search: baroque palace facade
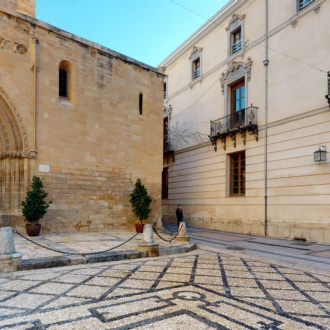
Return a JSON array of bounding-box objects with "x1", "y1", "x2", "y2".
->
[
  {"x1": 0, "y1": 0, "x2": 164, "y2": 232},
  {"x1": 160, "y1": 0, "x2": 330, "y2": 243}
]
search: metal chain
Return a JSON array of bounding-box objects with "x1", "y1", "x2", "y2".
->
[
  {"x1": 152, "y1": 224, "x2": 183, "y2": 243},
  {"x1": 13, "y1": 229, "x2": 142, "y2": 256},
  {"x1": 161, "y1": 219, "x2": 178, "y2": 235}
]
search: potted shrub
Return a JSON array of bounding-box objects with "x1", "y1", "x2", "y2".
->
[
  {"x1": 129, "y1": 179, "x2": 152, "y2": 233},
  {"x1": 21, "y1": 176, "x2": 52, "y2": 236}
]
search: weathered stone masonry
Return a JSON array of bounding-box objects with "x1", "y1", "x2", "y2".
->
[{"x1": 0, "y1": 0, "x2": 164, "y2": 232}]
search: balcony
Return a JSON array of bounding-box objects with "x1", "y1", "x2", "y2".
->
[
  {"x1": 209, "y1": 105, "x2": 258, "y2": 151},
  {"x1": 163, "y1": 135, "x2": 174, "y2": 162}
]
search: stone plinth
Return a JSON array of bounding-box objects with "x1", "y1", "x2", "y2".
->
[
  {"x1": 138, "y1": 224, "x2": 159, "y2": 257},
  {"x1": 0, "y1": 227, "x2": 22, "y2": 272}
]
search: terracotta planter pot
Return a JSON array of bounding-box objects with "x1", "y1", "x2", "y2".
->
[
  {"x1": 26, "y1": 223, "x2": 41, "y2": 237},
  {"x1": 135, "y1": 223, "x2": 145, "y2": 233}
]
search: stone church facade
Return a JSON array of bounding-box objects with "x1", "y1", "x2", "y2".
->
[{"x1": 0, "y1": 0, "x2": 164, "y2": 232}]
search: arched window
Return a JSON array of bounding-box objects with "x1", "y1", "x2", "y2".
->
[
  {"x1": 139, "y1": 92, "x2": 143, "y2": 115},
  {"x1": 59, "y1": 60, "x2": 73, "y2": 103},
  {"x1": 59, "y1": 69, "x2": 67, "y2": 97}
]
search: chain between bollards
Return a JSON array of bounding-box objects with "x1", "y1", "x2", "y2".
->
[
  {"x1": 13, "y1": 228, "x2": 142, "y2": 256},
  {"x1": 161, "y1": 219, "x2": 178, "y2": 235},
  {"x1": 152, "y1": 223, "x2": 183, "y2": 243}
]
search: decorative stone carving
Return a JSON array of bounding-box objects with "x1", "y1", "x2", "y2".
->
[
  {"x1": 0, "y1": 86, "x2": 29, "y2": 152},
  {"x1": 189, "y1": 46, "x2": 203, "y2": 60},
  {"x1": 220, "y1": 57, "x2": 253, "y2": 94},
  {"x1": 0, "y1": 38, "x2": 28, "y2": 55},
  {"x1": 16, "y1": 44, "x2": 28, "y2": 54},
  {"x1": 226, "y1": 14, "x2": 246, "y2": 31}
]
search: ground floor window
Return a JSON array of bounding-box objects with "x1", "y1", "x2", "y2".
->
[{"x1": 230, "y1": 151, "x2": 245, "y2": 196}]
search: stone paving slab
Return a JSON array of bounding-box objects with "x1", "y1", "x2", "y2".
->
[{"x1": 0, "y1": 248, "x2": 329, "y2": 329}]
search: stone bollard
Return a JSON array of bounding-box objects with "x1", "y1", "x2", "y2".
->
[
  {"x1": 0, "y1": 227, "x2": 22, "y2": 273},
  {"x1": 154, "y1": 216, "x2": 165, "y2": 234},
  {"x1": 175, "y1": 222, "x2": 190, "y2": 242},
  {"x1": 138, "y1": 224, "x2": 159, "y2": 257}
]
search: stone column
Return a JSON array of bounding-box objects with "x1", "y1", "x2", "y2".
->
[
  {"x1": 138, "y1": 224, "x2": 159, "y2": 257},
  {"x1": 0, "y1": 227, "x2": 22, "y2": 273}
]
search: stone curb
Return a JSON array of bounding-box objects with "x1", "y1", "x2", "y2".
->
[{"x1": 17, "y1": 243, "x2": 197, "y2": 271}]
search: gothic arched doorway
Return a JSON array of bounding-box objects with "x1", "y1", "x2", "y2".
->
[{"x1": 0, "y1": 88, "x2": 31, "y2": 225}]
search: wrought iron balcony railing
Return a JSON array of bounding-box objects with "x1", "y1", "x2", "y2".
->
[{"x1": 209, "y1": 105, "x2": 258, "y2": 151}]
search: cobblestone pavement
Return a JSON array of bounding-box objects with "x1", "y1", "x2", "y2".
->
[
  {"x1": 1, "y1": 246, "x2": 329, "y2": 329},
  {"x1": 13, "y1": 231, "x2": 187, "y2": 260}
]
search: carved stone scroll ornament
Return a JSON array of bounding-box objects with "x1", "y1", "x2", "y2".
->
[{"x1": 220, "y1": 57, "x2": 253, "y2": 94}]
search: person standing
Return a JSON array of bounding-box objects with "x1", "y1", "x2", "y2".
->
[{"x1": 176, "y1": 205, "x2": 183, "y2": 227}]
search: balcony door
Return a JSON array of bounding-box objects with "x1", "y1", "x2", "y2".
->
[{"x1": 231, "y1": 80, "x2": 245, "y2": 129}]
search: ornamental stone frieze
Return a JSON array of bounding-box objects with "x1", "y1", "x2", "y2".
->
[
  {"x1": 0, "y1": 38, "x2": 28, "y2": 55},
  {"x1": 0, "y1": 151, "x2": 37, "y2": 159}
]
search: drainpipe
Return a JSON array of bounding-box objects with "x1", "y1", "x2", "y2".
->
[
  {"x1": 30, "y1": 37, "x2": 39, "y2": 154},
  {"x1": 263, "y1": 0, "x2": 269, "y2": 236}
]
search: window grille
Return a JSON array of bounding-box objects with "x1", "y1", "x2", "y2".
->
[{"x1": 232, "y1": 38, "x2": 242, "y2": 53}]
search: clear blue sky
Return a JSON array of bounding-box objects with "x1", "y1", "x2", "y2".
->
[{"x1": 36, "y1": 0, "x2": 228, "y2": 67}]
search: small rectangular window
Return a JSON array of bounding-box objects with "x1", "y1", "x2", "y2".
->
[
  {"x1": 139, "y1": 93, "x2": 143, "y2": 115},
  {"x1": 298, "y1": 0, "x2": 314, "y2": 10},
  {"x1": 231, "y1": 28, "x2": 242, "y2": 54},
  {"x1": 59, "y1": 69, "x2": 68, "y2": 98},
  {"x1": 230, "y1": 151, "x2": 245, "y2": 196},
  {"x1": 192, "y1": 58, "x2": 200, "y2": 79}
]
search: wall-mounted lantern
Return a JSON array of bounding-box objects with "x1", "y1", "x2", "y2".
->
[
  {"x1": 326, "y1": 71, "x2": 330, "y2": 107},
  {"x1": 314, "y1": 146, "x2": 327, "y2": 163}
]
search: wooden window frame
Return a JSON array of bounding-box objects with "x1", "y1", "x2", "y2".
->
[
  {"x1": 298, "y1": 0, "x2": 315, "y2": 10},
  {"x1": 230, "y1": 151, "x2": 246, "y2": 196},
  {"x1": 192, "y1": 58, "x2": 201, "y2": 80},
  {"x1": 231, "y1": 27, "x2": 242, "y2": 54}
]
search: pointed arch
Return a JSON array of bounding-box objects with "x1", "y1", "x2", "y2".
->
[
  {"x1": 0, "y1": 86, "x2": 28, "y2": 158},
  {"x1": 0, "y1": 86, "x2": 31, "y2": 217}
]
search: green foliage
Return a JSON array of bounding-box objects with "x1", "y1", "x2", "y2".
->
[
  {"x1": 21, "y1": 176, "x2": 52, "y2": 223},
  {"x1": 129, "y1": 179, "x2": 152, "y2": 223}
]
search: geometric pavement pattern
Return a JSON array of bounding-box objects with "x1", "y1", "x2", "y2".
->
[{"x1": 0, "y1": 251, "x2": 329, "y2": 329}]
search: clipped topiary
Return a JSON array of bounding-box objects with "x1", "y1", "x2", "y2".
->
[
  {"x1": 21, "y1": 176, "x2": 52, "y2": 229},
  {"x1": 129, "y1": 179, "x2": 152, "y2": 225}
]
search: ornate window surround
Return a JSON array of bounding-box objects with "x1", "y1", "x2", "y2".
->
[
  {"x1": 226, "y1": 14, "x2": 246, "y2": 58},
  {"x1": 188, "y1": 46, "x2": 203, "y2": 87},
  {"x1": 220, "y1": 57, "x2": 253, "y2": 116}
]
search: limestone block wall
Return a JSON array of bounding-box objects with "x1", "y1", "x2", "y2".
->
[{"x1": 0, "y1": 7, "x2": 164, "y2": 232}]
